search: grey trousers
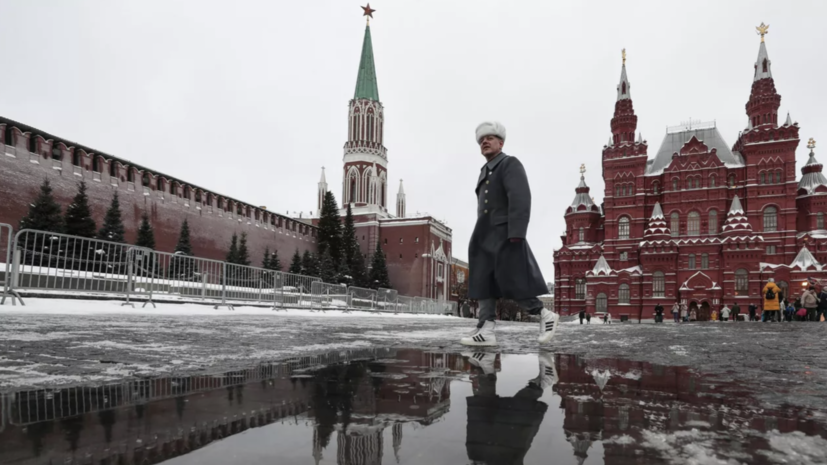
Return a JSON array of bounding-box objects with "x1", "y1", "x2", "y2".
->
[{"x1": 477, "y1": 298, "x2": 545, "y2": 328}]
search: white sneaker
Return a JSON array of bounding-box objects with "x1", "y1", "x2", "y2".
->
[
  {"x1": 463, "y1": 352, "x2": 496, "y2": 375},
  {"x1": 538, "y1": 309, "x2": 559, "y2": 344},
  {"x1": 460, "y1": 321, "x2": 497, "y2": 346},
  {"x1": 534, "y1": 352, "x2": 558, "y2": 389}
]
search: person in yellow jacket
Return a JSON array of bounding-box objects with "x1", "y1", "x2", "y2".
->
[{"x1": 763, "y1": 278, "x2": 782, "y2": 322}]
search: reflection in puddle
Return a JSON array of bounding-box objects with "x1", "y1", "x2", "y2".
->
[{"x1": 1, "y1": 349, "x2": 826, "y2": 464}]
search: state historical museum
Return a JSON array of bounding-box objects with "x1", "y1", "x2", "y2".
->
[{"x1": 554, "y1": 27, "x2": 827, "y2": 320}]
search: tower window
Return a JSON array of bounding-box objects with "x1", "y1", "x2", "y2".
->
[
  {"x1": 766, "y1": 245, "x2": 776, "y2": 255},
  {"x1": 618, "y1": 284, "x2": 630, "y2": 304},
  {"x1": 619, "y1": 251, "x2": 627, "y2": 261},
  {"x1": 688, "y1": 254, "x2": 696, "y2": 270},
  {"x1": 709, "y1": 210, "x2": 718, "y2": 234},
  {"x1": 653, "y1": 182, "x2": 659, "y2": 195},
  {"x1": 672, "y1": 178, "x2": 678, "y2": 191},
  {"x1": 701, "y1": 253, "x2": 709, "y2": 269},
  {"x1": 578, "y1": 228, "x2": 585, "y2": 242},
  {"x1": 775, "y1": 170, "x2": 782, "y2": 184},
  {"x1": 618, "y1": 216, "x2": 630, "y2": 240},
  {"x1": 670, "y1": 212, "x2": 679, "y2": 237},
  {"x1": 687, "y1": 211, "x2": 700, "y2": 236},
  {"x1": 709, "y1": 175, "x2": 716, "y2": 188},
  {"x1": 575, "y1": 279, "x2": 586, "y2": 300},
  {"x1": 762, "y1": 58, "x2": 768, "y2": 73},
  {"x1": 735, "y1": 269, "x2": 749, "y2": 295},
  {"x1": 760, "y1": 172, "x2": 765, "y2": 184},
  {"x1": 818, "y1": 212, "x2": 825, "y2": 230},
  {"x1": 763, "y1": 206, "x2": 777, "y2": 232},
  {"x1": 653, "y1": 271, "x2": 665, "y2": 298}
]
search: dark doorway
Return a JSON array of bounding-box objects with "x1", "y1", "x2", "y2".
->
[{"x1": 698, "y1": 301, "x2": 711, "y2": 321}]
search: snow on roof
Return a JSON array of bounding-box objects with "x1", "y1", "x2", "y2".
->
[
  {"x1": 590, "y1": 255, "x2": 613, "y2": 276},
  {"x1": 645, "y1": 126, "x2": 743, "y2": 176},
  {"x1": 790, "y1": 246, "x2": 822, "y2": 271},
  {"x1": 728, "y1": 195, "x2": 744, "y2": 215},
  {"x1": 650, "y1": 202, "x2": 664, "y2": 220}
]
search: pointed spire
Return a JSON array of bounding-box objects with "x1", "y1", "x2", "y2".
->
[
  {"x1": 636, "y1": 132, "x2": 643, "y2": 144},
  {"x1": 616, "y1": 54, "x2": 631, "y2": 101},
  {"x1": 728, "y1": 195, "x2": 744, "y2": 215},
  {"x1": 608, "y1": 136, "x2": 613, "y2": 147},
  {"x1": 799, "y1": 138, "x2": 827, "y2": 196},
  {"x1": 753, "y1": 25, "x2": 773, "y2": 82},
  {"x1": 319, "y1": 166, "x2": 327, "y2": 183},
  {"x1": 354, "y1": 24, "x2": 380, "y2": 101},
  {"x1": 650, "y1": 202, "x2": 664, "y2": 220},
  {"x1": 396, "y1": 178, "x2": 406, "y2": 218},
  {"x1": 570, "y1": 168, "x2": 595, "y2": 210},
  {"x1": 397, "y1": 178, "x2": 404, "y2": 194},
  {"x1": 784, "y1": 112, "x2": 792, "y2": 126}
]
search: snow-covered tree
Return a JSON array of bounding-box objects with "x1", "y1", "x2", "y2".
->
[
  {"x1": 319, "y1": 248, "x2": 337, "y2": 283},
  {"x1": 135, "y1": 212, "x2": 155, "y2": 250},
  {"x1": 64, "y1": 181, "x2": 97, "y2": 238},
  {"x1": 237, "y1": 232, "x2": 251, "y2": 267},
  {"x1": 170, "y1": 219, "x2": 196, "y2": 280},
  {"x1": 288, "y1": 249, "x2": 302, "y2": 274},
  {"x1": 340, "y1": 203, "x2": 367, "y2": 286},
  {"x1": 317, "y1": 191, "x2": 342, "y2": 265},
  {"x1": 19, "y1": 179, "x2": 63, "y2": 233},
  {"x1": 266, "y1": 249, "x2": 282, "y2": 271},
  {"x1": 97, "y1": 192, "x2": 125, "y2": 243},
  {"x1": 226, "y1": 233, "x2": 239, "y2": 264}
]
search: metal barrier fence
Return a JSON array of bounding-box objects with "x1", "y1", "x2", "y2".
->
[
  {"x1": 348, "y1": 286, "x2": 378, "y2": 311},
  {"x1": 0, "y1": 223, "x2": 23, "y2": 305},
  {"x1": 310, "y1": 281, "x2": 349, "y2": 310},
  {"x1": 4, "y1": 228, "x2": 457, "y2": 316}
]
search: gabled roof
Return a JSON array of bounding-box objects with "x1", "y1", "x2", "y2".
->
[
  {"x1": 590, "y1": 255, "x2": 612, "y2": 276},
  {"x1": 645, "y1": 127, "x2": 744, "y2": 176},
  {"x1": 791, "y1": 246, "x2": 822, "y2": 271}
]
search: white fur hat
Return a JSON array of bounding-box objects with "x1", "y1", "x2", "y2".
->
[{"x1": 475, "y1": 121, "x2": 506, "y2": 144}]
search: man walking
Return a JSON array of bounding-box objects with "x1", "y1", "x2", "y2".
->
[
  {"x1": 818, "y1": 286, "x2": 827, "y2": 322},
  {"x1": 802, "y1": 286, "x2": 819, "y2": 321},
  {"x1": 654, "y1": 303, "x2": 664, "y2": 323},
  {"x1": 461, "y1": 122, "x2": 558, "y2": 346},
  {"x1": 748, "y1": 303, "x2": 757, "y2": 321},
  {"x1": 579, "y1": 309, "x2": 585, "y2": 325}
]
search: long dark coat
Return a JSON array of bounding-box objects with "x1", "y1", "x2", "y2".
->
[{"x1": 468, "y1": 152, "x2": 548, "y2": 300}]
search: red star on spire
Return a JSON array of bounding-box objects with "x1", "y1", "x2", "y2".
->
[{"x1": 361, "y1": 4, "x2": 376, "y2": 19}]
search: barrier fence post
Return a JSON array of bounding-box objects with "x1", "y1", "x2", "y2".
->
[
  {"x1": 121, "y1": 248, "x2": 135, "y2": 308},
  {"x1": 0, "y1": 223, "x2": 24, "y2": 306}
]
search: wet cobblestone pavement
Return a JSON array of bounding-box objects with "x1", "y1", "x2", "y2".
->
[{"x1": 2, "y1": 303, "x2": 827, "y2": 463}]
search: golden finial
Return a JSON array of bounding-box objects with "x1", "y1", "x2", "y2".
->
[
  {"x1": 808, "y1": 138, "x2": 816, "y2": 150},
  {"x1": 756, "y1": 22, "x2": 770, "y2": 42},
  {"x1": 580, "y1": 164, "x2": 586, "y2": 175},
  {"x1": 621, "y1": 48, "x2": 626, "y2": 65}
]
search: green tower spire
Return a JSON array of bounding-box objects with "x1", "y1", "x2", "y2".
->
[{"x1": 353, "y1": 25, "x2": 380, "y2": 101}]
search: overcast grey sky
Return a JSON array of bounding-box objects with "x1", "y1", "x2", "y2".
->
[{"x1": 1, "y1": 1, "x2": 825, "y2": 281}]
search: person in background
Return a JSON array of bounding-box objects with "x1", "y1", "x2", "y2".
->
[
  {"x1": 654, "y1": 303, "x2": 664, "y2": 323},
  {"x1": 585, "y1": 313, "x2": 591, "y2": 324},
  {"x1": 720, "y1": 304, "x2": 731, "y2": 322},
  {"x1": 818, "y1": 285, "x2": 827, "y2": 322},
  {"x1": 802, "y1": 286, "x2": 820, "y2": 321},
  {"x1": 689, "y1": 308, "x2": 697, "y2": 322},
  {"x1": 605, "y1": 312, "x2": 612, "y2": 324},
  {"x1": 784, "y1": 300, "x2": 795, "y2": 322},
  {"x1": 671, "y1": 302, "x2": 680, "y2": 323},
  {"x1": 680, "y1": 303, "x2": 688, "y2": 323},
  {"x1": 731, "y1": 302, "x2": 740, "y2": 322},
  {"x1": 579, "y1": 309, "x2": 585, "y2": 325},
  {"x1": 711, "y1": 308, "x2": 719, "y2": 322},
  {"x1": 762, "y1": 278, "x2": 782, "y2": 323},
  {"x1": 748, "y1": 302, "x2": 757, "y2": 321}
]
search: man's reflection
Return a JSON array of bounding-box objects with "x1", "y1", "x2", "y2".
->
[{"x1": 464, "y1": 352, "x2": 557, "y2": 465}]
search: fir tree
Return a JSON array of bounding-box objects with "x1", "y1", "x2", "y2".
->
[
  {"x1": 267, "y1": 249, "x2": 282, "y2": 271},
  {"x1": 302, "y1": 250, "x2": 317, "y2": 277},
  {"x1": 337, "y1": 254, "x2": 351, "y2": 286},
  {"x1": 135, "y1": 212, "x2": 156, "y2": 250},
  {"x1": 97, "y1": 192, "x2": 125, "y2": 243},
  {"x1": 368, "y1": 241, "x2": 391, "y2": 290},
  {"x1": 64, "y1": 181, "x2": 97, "y2": 238},
  {"x1": 19, "y1": 179, "x2": 63, "y2": 233},
  {"x1": 262, "y1": 246, "x2": 271, "y2": 269},
  {"x1": 319, "y1": 248, "x2": 337, "y2": 284},
  {"x1": 226, "y1": 233, "x2": 239, "y2": 264},
  {"x1": 317, "y1": 191, "x2": 343, "y2": 265},
  {"x1": 170, "y1": 219, "x2": 196, "y2": 280},
  {"x1": 341, "y1": 204, "x2": 367, "y2": 286},
  {"x1": 351, "y1": 250, "x2": 369, "y2": 288},
  {"x1": 237, "y1": 232, "x2": 251, "y2": 266},
  {"x1": 288, "y1": 249, "x2": 302, "y2": 274}
]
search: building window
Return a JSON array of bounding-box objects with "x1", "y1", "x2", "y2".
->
[
  {"x1": 618, "y1": 284, "x2": 630, "y2": 304},
  {"x1": 670, "y1": 212, "x2": 679, "y2": 237},
  {"x1": 729, "y1": 175, "x2": 735, "y2": 187},
  {"x1": 653, "y1": 182, "x2": 659, "y2": 195},
  {"x1": 766, "y1": 245, "x2": 776, "y2": 255},
  {"x1": 596, "y1": 293, "x2": 608, "y2": 313},
  {"x1": 760, "y1": 172, "x2": 765, "y2": 184},
  {"x1": 672, "y1": 178, "x2": 678, "y2": 191},
  {"x1": 618, "y1": 216, "x2": 630, "y2": 240},
  {"x1": 709, "y1": 210, "x2": 718, "y2": 234},
  {"x1": 735, "y1": 269, "x2": 749, "y2": 295},
  {"x1": 415, "y1": 237, "x2": 419, "y2": 243},
  {"x1": 620, "y1": 251, "x2": 628, "y2": 261},
  {"x1": 578, "y1": 227, "x2": 585, "y2": 242},
  {"x1": 818, "y1": 212, "x2": 825, "y2": 230},
  {"x1": 775, "y1": 170, "x2": 782, "y2": 184},
  {"x1": 701, "y1": 253, "x2": 709, "y2": 269},
  {"x1": 384, "y1": 238, "x2": 387, "y2": 245},
  {"x1": 763, "y1": 206, "x2": 777, "y2": 232},
  {"x1": 616, "y1": 185, "x2": 622, "y2": 197},
  {"x1": 688, "y1": 254, "x2": 696, "y2": 270},
  {"x1": 653, "y1": 271, "x2": 665, "y2": 298},
  {"x1": 438, "y1": 263, "x2": 443, "y2": 277},
  {"x1": 72, "y1": 151, "x2": 81, "y2": 167},
  {"x1": 399, "y1": 238, "x2": 403, "y2": 243},
  {"x1": 710, "y1": 175, "x2": 716, "y2": 188},
  {"x1": 687, "y1": 211, "x2": 700, "y2": 236},
  {"x1": 575, "y1": 279, "x2": 586, "y2": 300}
]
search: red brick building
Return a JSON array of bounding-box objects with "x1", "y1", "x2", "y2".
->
[
  {"x1": 313, "y1": 22, "x2": 453, "y2": 300},
  {"x1": 554, "y1": 29, "x2": 827, "y2": 320},
  {"x1": 0, "y1": 117, "x2": 316, "y2": 266}
]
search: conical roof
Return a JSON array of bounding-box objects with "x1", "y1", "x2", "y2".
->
[
  {"x1": 728, "y1": 195, "x2": 744, "y2": 215},
  {"x1": 644, "y1": 202, "x2": 671, "y2": 240},
  {"x1": 319, "y1": 167, "x2": 327, "y2": 183},
  {"x1": 616, "y1": 63, "x2": 631, "y2": 101},
  {"x1": 798, "y1": 145, "x2": 827, "y2": 196},
  {"x1": 784, "y1": 112, "x2": 792, "y2": 126},
  {"x1": 753, "y1": 40, "x2": 773, "y2": 82},
  {"x1": 791, "y1": 246, "x2": 822, "y2": 270},
  {"x1": 722, "y1": 195, "x2": 753, "y2": 235},
  {"x1": 591, "y1": 255, "x2": 612, "y2": 275},
  {"x1": 397, "y1": 179, "x2": 405, "y2": 195},
  {"x1": 650, "y1": 202, "x2": 664, "y2": 220},
  {"x1": 570, "y1": 175, "x2": 595, "y2": 209},
  {"x1": 354, "y1": 25, "x2": 380, "y2": 101}
]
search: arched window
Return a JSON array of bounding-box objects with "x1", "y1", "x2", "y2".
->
[
  {"x1": 575, "y1": 279, "x2": 586, "y2": 300},
  {"x1": 618, "y1": 284, "x2": 630, "y2": 304},
  {"x1": 616, "y1": 185, "x2": 621, "y2": 197},
  {"x1": 653, "y1": 271, "x2": 665, "y2": 298},
  {"x1": 687, "y1": 211, "x2": 700, "y2": 236},
  {"x1": 653, "y1": 182, "x2": 659, "y2": 195},
  {"x1": 673, "y1": 178, "x2": 678, "y2": 191},
  {"x1": 629, "y1": 185, "x2": 634, "y2": 196},
  {"x1": 763, "y1": 206, "x2": 777, "y2": 232},
  {"x1": 760, "y1": 172, "x2": 765, "y2": 184},
  {"x1": 596, "y1": 293, "x2": 608, "y2": 313},
  {"x1": 818, "y1": 212, "x2": 825, "y2": 230},
  {"x1": 762, "y1": 58, "x2": 768, "y2": 73},
  {"x1": 709, "y1": 175, "x2": 716, "y2": 188},
  {"x1": 618, "y1": 216, "x2": 630, "y2": 240},
  {"x1": 578, "y1": 227, "x2": 584, "y2": 242},
  {"x1": 701, "y1": 253, "x2": 709, "y2": 269},
  {"x1": 729, "y1": 175, "x2": 736, "y2": 187},
  {"x1": 670, "y1": 212, "x2": 679, "y2": 237},
  {"x1": 775, "y1": 170, "x2": 782, "y2": 184},
  {"x1": 688, "y1": 254, "x2": 696, "y2": 269},
  {"x1": 735, "y1": 269, "x2": 749, "y2": 295},
  {"x1": 349, "y1": 175, "x2": 357, "y2": 203},
  {"x1": 709, "y1": 210, "x2": 718, "y2": 234}
]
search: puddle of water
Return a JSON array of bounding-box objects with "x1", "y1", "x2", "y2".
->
[{"x1": 0, "y1": 348, "x2": 826, "y2": 465}]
